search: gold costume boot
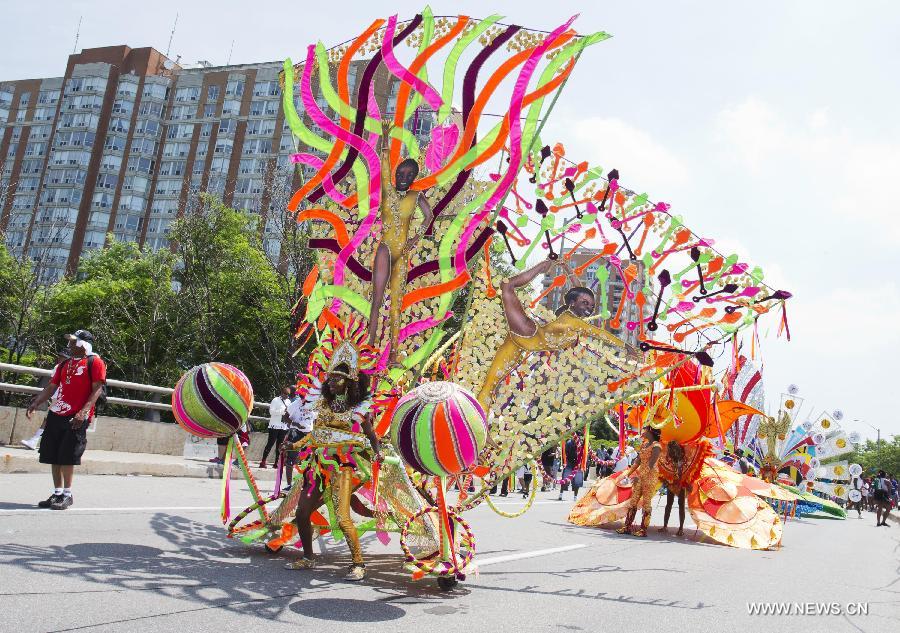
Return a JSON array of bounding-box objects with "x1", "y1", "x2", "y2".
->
[
  {"x1": 336, "y1": 467, "x2": 365, "y2": 567},
  {"x1": 617, "y1": 508, "x2": 637, "y2": 535},
  {"x1": 633, "y1": 510, "x2": 652, "y2": 537}
]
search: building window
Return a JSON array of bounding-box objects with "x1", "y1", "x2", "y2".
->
[
  {"x1": 96, "y1": 173, "x2": 119, "y2": 190},
  {"x1": 206, "y1": 85, "x2": 220, "y2": 101},
  {"x1": 175, "y1": 86, "x2": 200, "y2": 102},
  {"x1": 225, "y1": 79, "x2": 244, "y2": 97},
  {"x1": 38, "y1": 89, "x2": 59, "y2": 105}
]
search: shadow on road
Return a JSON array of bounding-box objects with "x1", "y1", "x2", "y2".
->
[{"x1": 0, "y1": 513, "x2": 469, "y2": 626}]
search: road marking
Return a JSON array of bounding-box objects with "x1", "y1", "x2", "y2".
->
[
  {"x1": 486, "y1": 500, "x2": 569, "y2": 506},
  {"x1": 475, "y1": 544, "x2": 586, "y2": 567},
  {"x1": 0, "y1": 506, "x2": 218, "y2": 514}
]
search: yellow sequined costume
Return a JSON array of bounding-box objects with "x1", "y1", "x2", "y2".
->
[
  {"x1": 627, "y1": 439, "x2": 662, "y2": 513},
  {"x1": 377, "y1": 140, "x2": 424, "y2": 354},
  {"x1": 477, "y1": 309, "x2": 626, "y2": 411}
]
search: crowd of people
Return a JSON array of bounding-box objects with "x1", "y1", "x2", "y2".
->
[{"x1": 848, "y1": 471, "x2": 898, "y2": 525}]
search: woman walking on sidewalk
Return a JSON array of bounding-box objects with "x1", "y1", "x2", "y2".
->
[{"x1": 260, "y1": 386, "x2": 292, "y2": 469}]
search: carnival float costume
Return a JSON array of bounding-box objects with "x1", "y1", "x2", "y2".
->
[{"x1": 171, "y1": 9, "x2": 800, "y2": 585}]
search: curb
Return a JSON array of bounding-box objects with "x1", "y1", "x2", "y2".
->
[{"x1": 0, "y1": 449, "x2": 276, "y2": 480}]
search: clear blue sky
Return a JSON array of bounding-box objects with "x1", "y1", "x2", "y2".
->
[{"x1": 2, "y1": 0, "x2": 897, "y2": 440}]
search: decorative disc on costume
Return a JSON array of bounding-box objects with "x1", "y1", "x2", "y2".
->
[
  {"x1": 171, "y1": 363, "x2": 254, "y2": 438},
  {"x1": 568, "y1": 471, "x2": 634, "y2": 526},
  {"x1": 390, "y1": 381, "x2": 488, "y2": 477}
]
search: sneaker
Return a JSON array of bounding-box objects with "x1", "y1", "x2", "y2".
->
[
  {"x1": 38, "y1": 494, "x2": 61, "y2": 508},
  {"x1": 344, "y1": 564, "x2": 366, "y2": 582},
  {"x1": 285, "y1": 557, "x2": 317, "y2": 570},
  {"x1": 51, "y1": 495, "x2": 73, "y2": 510},
  {"x1": 20, "y1": 437, "x2": 39, "y2": 450}
]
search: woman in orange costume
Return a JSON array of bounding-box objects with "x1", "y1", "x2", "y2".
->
[
  {"x1": 658, "y1": 440, "x2": 689, "y2": 536},
  {"x1": 617, "y1": 425, "x2": 662, "y2": 537}
]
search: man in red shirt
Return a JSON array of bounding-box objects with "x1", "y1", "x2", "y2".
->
[{"x1": 26, "y1": 330, "x2": 106, "y2": 510}]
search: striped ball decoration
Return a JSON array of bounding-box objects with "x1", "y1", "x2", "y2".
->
[
  {"x1": 390, "y1": 381, "x2": 488, "y2": 478},
  {"x1": 171, "y1": 363, "x2": 254, "y2": 438}
]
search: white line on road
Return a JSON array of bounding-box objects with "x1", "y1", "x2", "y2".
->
[
  {"x1": 0, "y1": 506, "x2": 218, "y2": 514},
  {"x1": 475, "y1": 544, "x2": 586, "y2": 567}
]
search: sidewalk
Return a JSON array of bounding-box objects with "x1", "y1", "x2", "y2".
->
[{"x1": 0, "y1": 445, "x2": 276, "y2": 480}]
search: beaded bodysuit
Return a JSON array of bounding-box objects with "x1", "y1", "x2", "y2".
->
[
  {"x1": 477, "y1": 309, "x2": 626, "y2": 411},
  {"x1": 627, "y1": 440, "x2": 662, "y2": 512}
]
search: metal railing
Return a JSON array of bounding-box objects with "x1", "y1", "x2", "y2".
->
[{"x1": 0, "y1": 362, "x2": 270, "y2": 422}]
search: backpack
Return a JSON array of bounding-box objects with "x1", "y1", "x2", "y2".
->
[{"x1": 86, "y1": 355, "x2": 108, "y2": 409}]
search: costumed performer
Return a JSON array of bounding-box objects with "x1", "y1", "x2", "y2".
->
[
  {"x1": 658, "y1": 440, "x2": 690, "y2": 536},
  {"x1": 367, "y1": 122, "x2": 434, "y2": 361},
  {"x1": 283, "y1": 342, "x2": 383, "y2": 582},
  {"x1": 476, "y1": 256, "x2": 628, "y2": 415},
  {"x1": 617, "y1": 425, "x2": 662, "y2": 537}
]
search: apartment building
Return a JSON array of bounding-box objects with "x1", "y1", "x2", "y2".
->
[{"x1": 0, "y1": 45, "x2": 432, "y2": 281}]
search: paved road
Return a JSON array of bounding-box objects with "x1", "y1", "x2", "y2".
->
[{"x1": 1, "y1": 473, "x2": 897, "y2": 633}]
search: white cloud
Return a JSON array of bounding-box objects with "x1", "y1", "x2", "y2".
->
[
  {"x1": 714, "y1": 97, "x2": 900, "y2": 243},
  {"x1": 543, "y1": 115, "x2": 690, "y2": 193},
  {"x1": 783, "y1": 282, "x2": 900, "y2": 356}
]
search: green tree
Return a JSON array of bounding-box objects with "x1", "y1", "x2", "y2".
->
[
  {"x1": 44, "y1": 239, "x2": 179, "y2": 384},
  {"x1": 0, "y1": 238, "x2": 55, "y2": 403},
  {"x1": 169, "y1": 194, "x2": 292, "y2": 401},
  {"x1": 847, "y1": 436, "x2": 900, "y2": 477}
]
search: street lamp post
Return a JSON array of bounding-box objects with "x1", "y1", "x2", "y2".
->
[{"x1": 854, "y1": 419, "x2": 881, "y2": 447}]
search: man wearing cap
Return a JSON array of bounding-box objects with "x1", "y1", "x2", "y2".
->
[{"x1": 26, "y1": 330, "x2": 107, "y2": 510}]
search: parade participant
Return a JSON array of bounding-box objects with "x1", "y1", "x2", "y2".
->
[
  {"x1": 617, "y1": 425, "x2": 662, "y2": 537},
  {"x1": 284, "y1": 341, "x2": 383, "y2": 581},
  {"x1": 873, "y1": 470, "x2": 892, "y2": 526},
  {"x1": 476, "y1": 256, "x2": 627, "y2": 415},
  {"x1": 367, "y1": 122, "x2": 433, "y2": 361},
  {"x1": 658, "y1": 441, "x2": 688, "y2": 536},
  {"x1": 25, "y1": 330, "x2": 106, "y2": 510}
]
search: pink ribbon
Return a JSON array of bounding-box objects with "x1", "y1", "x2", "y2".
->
[
  {"x1": 456, "y1": 16, "x2": 577, "y2": 274},
  {"x1": 381, "y1": 15, "x2": 443, "y2": 111},
  {"x1": 300, "y1": 44, "x2": 381, "y2": 299}
]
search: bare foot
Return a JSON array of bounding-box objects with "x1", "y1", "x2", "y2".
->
[
  {"x1": 657, "y1": 526, "x2": 668, "y2": 533},
  {"x1": 676, "y1": 528, "x2": 684, "y2": 537}
]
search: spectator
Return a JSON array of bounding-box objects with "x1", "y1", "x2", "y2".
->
[
  {"x1": 558, "y1": 438, "x2": 583, "y2": 501},
  {"x1": 521, "y1": 463, "x2": 533, "y2": 498},
  {"x1": 849, "y1": 474, "x2": 864, "y2": 518},
  {"x1": 25, "y1": 330, "x2": 106, "y2": 510},
  {"x1": 20, "y1": 350, "x2": 71, "y2": 450},
  {"x1": 873, "y1": 470, "x2": 892, "y2": 526},
  {"x1": 282, "y1": 392, "x2": 314, "y2": 485},
  {"x1": 602, "y1": 448, "x2": 615, "y2": 477},
  {"x1": 540, "y1": 446, "x2": 556, "y2": 492},
  {"x1": 259, "y1": 386, "x2": 292, "y2": 469},
  {"x1": 734, "y1": 448, "x2": 750, "y2": 474},
  {"x1": 862, "y1": 477, "x2": 871, "y2": 512}
]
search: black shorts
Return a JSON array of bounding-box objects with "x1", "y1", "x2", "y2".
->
[
  {"x1": 38, "y1": 412, "x2": 89, "y2": 466},
  {"x1": 873, "y1": 489, "x2": 889, "y2": 503}
]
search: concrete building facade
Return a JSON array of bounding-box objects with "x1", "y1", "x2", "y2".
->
[{"x1": 0, "y1": 45, "x2": 431, "y2": 281}]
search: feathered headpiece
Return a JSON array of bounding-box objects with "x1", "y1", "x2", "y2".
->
[{"x1": 297, "y1": 316, "x2": 380, "y2": 397}]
